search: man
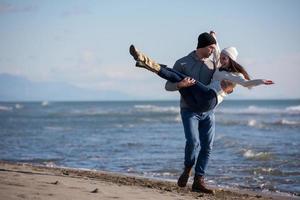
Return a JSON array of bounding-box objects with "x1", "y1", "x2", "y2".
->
[
  {"x1": 165, "y1": 32, "x2": 219, "y2": 194},
  {"x1": 128, "y1": 32, "x2": 235, "y2": 193}
]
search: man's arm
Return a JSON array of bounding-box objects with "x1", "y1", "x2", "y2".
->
[{"x1": 165, "y1": 61, "x2": 184, "y2": 91}]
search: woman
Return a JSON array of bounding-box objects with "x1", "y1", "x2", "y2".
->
[{"x1": 129, "y1": 38, "x2": 273, "y2": 112}]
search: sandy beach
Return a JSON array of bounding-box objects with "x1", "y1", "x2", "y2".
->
[{"x1": 0, "y1": 161, "x2": 297, "y2": 200}]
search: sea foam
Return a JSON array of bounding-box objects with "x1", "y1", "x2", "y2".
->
[{"x1": 0, "y1": 105, "x2": 13, "y2": 111}]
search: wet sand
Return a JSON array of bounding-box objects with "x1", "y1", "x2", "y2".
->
[{"x1": 0, "y1": 161, "x2": 297, "y2": 200}]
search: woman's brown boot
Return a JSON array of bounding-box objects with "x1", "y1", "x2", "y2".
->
[{"x1": 129, "y1": 45, "x2": 161, "y2": 73}]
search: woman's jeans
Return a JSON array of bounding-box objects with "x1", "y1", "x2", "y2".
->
[
  {"x1": 180, "y1": 109, "x2": 215, "y2": 176},
  {"x1": 158, "y1": 66, "x2": 217, "y2": 112}
]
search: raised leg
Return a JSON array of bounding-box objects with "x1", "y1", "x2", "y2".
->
[{"x1": 129, "y1": 45, "x2": 161, "y2": 73}]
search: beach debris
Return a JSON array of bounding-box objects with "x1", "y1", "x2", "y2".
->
[
  {"x1": 91, "y1": 188, "x2": 98, "y2": 193},
  {"x1": 62, "y1": 170, "x2": 69, "y2": 175},
  {"x1": 255, "y1": 194, "x2": 262, "y2": 198},
  {"x1": 51, "y1": 180, "x2": 59, "y2": 185}
]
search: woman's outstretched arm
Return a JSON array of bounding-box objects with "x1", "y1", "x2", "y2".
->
[{"x1": 220, "y1": 71, "x2": 274, "y2": 88}]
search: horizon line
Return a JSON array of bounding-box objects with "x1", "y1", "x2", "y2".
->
[{"x1": 0, "y1": 98, "x2": 299, "y2": 103}]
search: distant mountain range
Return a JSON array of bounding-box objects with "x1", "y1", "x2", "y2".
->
[{"x1": 0, "y1": 73, "x2": 131, "y2": 101}]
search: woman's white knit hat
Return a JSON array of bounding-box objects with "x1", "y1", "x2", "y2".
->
[{"x1": 221, "y1": 47, "x2": 238, "y2": 61}]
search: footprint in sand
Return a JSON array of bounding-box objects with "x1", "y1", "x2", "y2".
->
[
  {"x1": 50, "y1": 180, "x2": 59, "y2": 185},
  {"x1": 91, "y1": 188, "x2": 98, "y2": 193}
]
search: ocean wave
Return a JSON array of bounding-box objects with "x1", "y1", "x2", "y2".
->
[
  {"x1": 134, "y1": 104, "x2": 179, "y2": 114},
  {"x1": 216, "y1": 105, "x2": 300, "y2": 115},
  {"x1": 15, "y1": 104, "x2": 23, "y2": 109},
  {"x1": 69, "y1": 109, "x2": 111, "y2": 116},
  {"x1": 44, "y1": 126, "x2": 73, "y2": 131},
  {"x1": 274, "y1": 119, "x2": 300, "y2": 126},
  {"x1": 139, "y1": 115, "x2": 181, "y2": 123},
  {"x1": 251, "y1": 167, "x2": 284, "y2": 176},
  {"x1": 245, "y1": 167, "x2": 300, "y2": 176},
  {"x1": 41, "y1": 101, "x2": 49, "y2": 107},
  {"x1": 51, "y1": 104, "x2": 179, "y2": 117},
  {"x1": 174, "y1": 114, "x2": 181, "y2": 122},
  {"x1": 218, "y1": 118, "x2": 300, "y2": 129},
  {"x1": 114, "y1": 124, "x2": 135, "y2": 128},
  {"x1": 247, "y1": 119, "x2": 258, "y2": 127},
  {"x1": 241, "y1": 149, "x2": 273, "y2": 161},
  {"x1": 48, "y1": 108, "x2": 123, "y2": 117},
  {"x1": 44, "y1": 161, "x2": 58, "y2": 168},
  {"x1": 142, "y1": 171, "x2": 179, "y2": 178},
  {"x1": 286, "y1": 105, "x2": 300, "y2": 114},
  {"x1": 256, "y1": 167, "x2": 279, "y2": 174},
  {"x1": 251, "y1": 118, "x2": 300, "y2": 128},
  {"x1": 0, "y1": 105, "x2": 13, "y2": 111}
]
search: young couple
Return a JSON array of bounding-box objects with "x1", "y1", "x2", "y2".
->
[{"x1": 129, "y1": 31, "x2": 274, "y2": 194}]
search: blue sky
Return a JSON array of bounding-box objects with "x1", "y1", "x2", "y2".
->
[{"x1": 0, "y1": 0, "x2": 300, "y2": 100}]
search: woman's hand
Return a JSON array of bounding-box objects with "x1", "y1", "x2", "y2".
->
[
  {"x1": 210, "y1": 31, "x2": 216, "y2": 38},
  {"x1": 177, "y1": 77, "x2": 196, "y2": 89},
  {"x1": 263, "y1": 80, "x2": 274, "y2": 85}
]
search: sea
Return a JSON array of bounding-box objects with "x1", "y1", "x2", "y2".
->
[{"x1": 0, "y1": 100, "x2": 299, "y2": 196}]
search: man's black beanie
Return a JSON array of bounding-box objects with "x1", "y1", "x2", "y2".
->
[{"x1": 197, "y1": 32, "x2": 216, "y2": 49}]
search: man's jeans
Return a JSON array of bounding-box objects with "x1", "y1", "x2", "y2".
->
[{"x1": 180, "y1": 108, "x2": 215, "y2": 176}]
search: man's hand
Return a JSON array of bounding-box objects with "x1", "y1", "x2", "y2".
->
[
  {"x1": 177, "y1": 77, "x2": 196, "y2": 89},
  {"x1": 221, "y1": 80, "x2": 235, "y2": 94}
]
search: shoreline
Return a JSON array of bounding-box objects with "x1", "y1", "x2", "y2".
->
[{"x1": 0, "y1": 161, "x2": 298, "y2": 200}]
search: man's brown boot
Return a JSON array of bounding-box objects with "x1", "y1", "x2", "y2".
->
[
  {"x1": 177, "y1": 167, "x2": 192, "y2": 187},
  {"x1": 192, "y1": 175, "x2": 214, "y2": 194}
]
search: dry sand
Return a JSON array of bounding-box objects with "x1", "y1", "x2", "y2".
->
[{"x1": 0, "y1": 161, "x2": 297, "y2": 200}]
